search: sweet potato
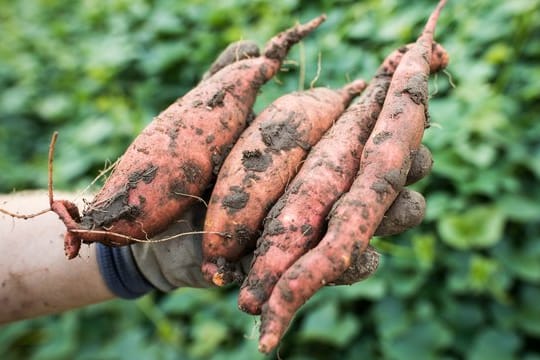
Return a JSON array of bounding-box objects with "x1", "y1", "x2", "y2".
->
[
  {"x1": 238, "y1": 42, "x2": 447, "y2": 315},
  {"x1": 257, "y1": 0, "x2": 448, "y2": 353},
  {"x1": 50, "y1": 15, "x2": 327, "y2": 259},
  {"x1": 201, "y1": 79, "x2": 368, "y2": 285}
]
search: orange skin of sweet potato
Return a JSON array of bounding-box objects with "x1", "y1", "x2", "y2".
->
[
  {"x1": 50, "y1": 15, "x2": 327, "y2": 259},
  {"x1": 257, "y1": 0, "x2": 448, "y2": 353},
  {"x1": 201, "y1": 80, "x2": 367, "y2": 285},
  {"x1": 237, "y1": 42, "x2": 448, "y2": 315}
]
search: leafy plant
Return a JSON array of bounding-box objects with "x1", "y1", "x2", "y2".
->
[{"x1": 1, "y1": 0, "x2": 539, "y2": 359}]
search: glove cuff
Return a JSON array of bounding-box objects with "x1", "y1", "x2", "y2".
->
[{"x1": 96, "y1": 243, "x2": 155, "y2": 299}]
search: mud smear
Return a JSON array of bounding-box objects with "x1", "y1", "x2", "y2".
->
[
  {"x1": 81, "y1": 191, "x2": 140, "y2": 229},
  {"x1": 242, "y1": 172, "x2": 261, "y2": 187},
  {"x1": 82, "y1": 164, "x2": 158, "y2": 228},
  {"x1": 206, "y1": 88, "x2": 227, "y2": 109},
  {"x1": 372, "y1": 131, "x2": 393, "y2": 145},
  {"x1": 300, "y1": 223, "x2": 313, "y2": 236},
  {"x1": 260, "y1": 117, "x2": 309, "y2": 151},
  {"x1": 168, "y1": 179, "x2": 188, "y2": 199},
  {"x1": 234, "y1": 223, "x2": 253, "y2": 247},
  {"x1": 241, "y1": 270, "x2": 278, "y2": 300},
  {"x1": 222, "y1": 186, "x2": 249, "y2": 214},
  {"x1": 241, "y1": 149, "x2": 272, "y2": 172},
  {"x1": 277, "y1": 281, "x2": 295, "y2": 303},
  {"x1": 266, "y1": 218, "x2": 286, "y2": 236},
  {"x1": 181, "y1": 161, "x2": 203, "y2": 184},
  {"x1": 404, "y1": 73, "x2": 428, "y2": 106},
  {"x1": 211, "y1": 143, "x2": 233, "y2": 175},
  {"x1": 128, "y1": 164, "x2": 158, "y2": 187}
]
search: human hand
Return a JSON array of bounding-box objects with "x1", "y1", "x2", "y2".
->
[
  {"x1": 127, "y1": 146, "x2": 431, "y2": 293},
  {"x1": 106, "y1": 41, "x2": 432, "y2": 295},
  {"x1": 120, "y1": 153, "x2": 428, "y2": 298}
]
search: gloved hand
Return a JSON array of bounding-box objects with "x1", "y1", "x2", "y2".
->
[
  {"x1": 97, "y1": 146, "x2": 432, "y2": 297},
  {"x1": 96, "y1": 40, "x2": 433, "y2": 298}
]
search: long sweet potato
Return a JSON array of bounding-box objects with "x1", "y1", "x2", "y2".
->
[
  {"x1": 238, "y1": 42, "x2": 448, "y2": 315},
  {"x1": 50, "y1": 15, "x2": 327, "y2": 259},
  {"x1": 257, "y1": 0, "x2": 448, "y2": 353},
  {"x1": 201, "y1": 79, "x2": 368, "y2": 285}
]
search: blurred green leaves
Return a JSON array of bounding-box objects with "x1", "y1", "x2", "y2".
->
[
  {"x1": 1, "y1": 0, "x2": 540, "y2": 359},
  {"x1": 438, "y1": 205, "x2": 505, "y2": 250},
  {"x1": 299, "y1": 302, "x2": 359, "y2": 347}
]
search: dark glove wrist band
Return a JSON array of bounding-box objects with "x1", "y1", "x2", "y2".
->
[{"x1": 96, "y1": 243, "x2": 155, "y2": 299}]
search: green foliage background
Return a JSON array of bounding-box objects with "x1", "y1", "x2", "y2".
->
[{"x1": 1, "y1": 0, "x2": 539, "y2": 358}]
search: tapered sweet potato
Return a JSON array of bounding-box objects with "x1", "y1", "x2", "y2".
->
[
  {"x1": 257, "y1": 0, "x2": 448, "y2": 353},
  {"x1": 50, "y1": 15, "x2": 327, "y2": 259},
  {"x1": 238, "y1": 42, "x2": 448, "y2": 315},
  {"x1": 201, "y1": 79, "x2": 368, "y2": 285}
]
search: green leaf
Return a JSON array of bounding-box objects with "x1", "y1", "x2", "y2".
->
[
  {"x1": 469, "y1": 255, "x2": 498, "y2": 286},
  {"x1": 498, "y1": 194, "x2": 540, "y2": 222},
  {"x1": 469, "y1": 328, "x2": 521, "y2": 360},
  {"x1": 299, "y1": 302, "x2": 360, "y2": 347},
  {"x1": 337, "y1": 275, "x2": 387, "y2": 301},
  {"x1": 412, "y1": 233, "x2": 436, "y2": 269},
  {"x1": 35, "y1": 94, "x2": 72, "y2": 122},
  {"x1": 517, "y1": 285, "x2": 540, "y2": 336},
  {"x1": 493, "y1": 239, "x2": 540, "y2": 282},
  {"x1": 443, "y1": 299, "x2": 485, "y2": 330},
  {"x1": 32, "y1": 313, "x2": 78, "y2": 360},
  {"x1": 189, "y1": 319, "x2": 229, "y2": 358},
  {"x1": 438, "y1": 206, "x2": 506, "y2": 250},
  {"x1": 373, "y1": 297, "x2": 409, "y2": 340},
  {"x1": 381, "y1": 320, "x2": 453, "y2": 360},
  {"x1": 160, "y1": 288, "x2": 220, "y2": 315},
  {"x1": 424, "y1": 191, "x2": 466, "y2": 221}
]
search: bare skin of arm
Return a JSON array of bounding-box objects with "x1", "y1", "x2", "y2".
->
[{"x1": 0, "y1": 191, "x2": 114, "y2": 325}]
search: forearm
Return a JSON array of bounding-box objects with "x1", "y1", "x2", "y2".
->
[{"x1": 0, "y1": 191, "x2": 115, "y2": 324}]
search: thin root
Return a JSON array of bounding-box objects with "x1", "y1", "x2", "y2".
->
[
  {"x1": 298, "y1": 41, "x2": 305, "y2": 91},
  {"x1": 309, "y1": 51, "x2": 322, "y2": 89},
  {"x1": 48, "y1": 131, "x2": 58, "y2": 206},
  {"x1": 429, "y1": 72, "x2": 440, "y2": 97},
  {"x1": 0, "y1": 207, "x2": 50, "y2": 220},
  {"x1": 68, "y1": 228, "x2": 225, "y2": 244},
  {"x1": 0, "y1": 131, "x2": 58, "y2": 219},
  {"x1": 173, "y1": 192, "x2": 209, "y2": 207},
  {"x1": 244, "y1": 317, "x2": 260, "y2": 340},
  {"x1": 443, "y1": 69, "x2": 457, "y2": 88}
]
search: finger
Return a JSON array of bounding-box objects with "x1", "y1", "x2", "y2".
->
[
  {"x1": 406, "y1": 144, "x2": 433, "y2": 185},
  {"x1": 374, "y1": 188, "x2": 426, "y2": 237},
  {"x1": 329, "y1": 245, "x2": 380, "y2": 285},
  {"x1": 202, "y1": 40, "x2": 260, "y2": 80}
]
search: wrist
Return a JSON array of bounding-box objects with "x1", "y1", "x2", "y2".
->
[{"x1": 95, "y1": 243, "x2": 155, "y2": 299}]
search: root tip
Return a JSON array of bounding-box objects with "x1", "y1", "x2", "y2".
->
[
  {"x1": 212, "y1": 272, "x2": 227, "y2": 287},
  {"x1": 238, "y1": 291, "x2": 262, "y2": 315},
  {"x1": 258, "y1": 335, "x2": 278, "y2": 354}
]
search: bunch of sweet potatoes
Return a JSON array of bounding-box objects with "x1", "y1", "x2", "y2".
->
[{"x1": 15, "y1": 3, "x2": 450, "y2": 354}]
